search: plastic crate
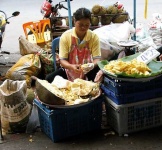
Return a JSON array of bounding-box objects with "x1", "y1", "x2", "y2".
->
[
  {"x1": 33, "y1": 96, "x2": 103, "y2": 142},
  {"x1": 101, "y1": 84, "x2": 162, "y2": 105},
  {"x1": 103, "y1": 75, "x2": 162, "y2": 95},
  {"x1": 105, "y1": 96, "x2": 162, "y2": 136}
]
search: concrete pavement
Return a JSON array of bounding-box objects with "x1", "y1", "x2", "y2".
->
[
  {"x1": 1, "y1": 119, "x2": 162, "y2": 150},
  {"x1": 1, "y1": 0, "x2": 162, "y2": 149}
]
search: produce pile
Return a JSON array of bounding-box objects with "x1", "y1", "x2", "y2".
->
[
  {"x1": 103, "y1": 59, "x2": 151, "y2": 76},
  {"x1": 91, "y1": 2, "x2": 129, "y2": 26},
  {"x1": 36, "y1": 77, "x2": 100, "y2": 106},
  {"x1": 98, "y1": 53, "x2": 162, "y2": 78}
]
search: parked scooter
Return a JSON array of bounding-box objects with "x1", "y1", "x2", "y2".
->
[
  {"x1": 0, "y1": 10, "x2": 20, "y2": 65},
  {"x1": 40, "y1": 0, "x2": 73, "y2": 36},
  {"x1": 0, "y1": 10, "x2": 20, "y2": 142}
]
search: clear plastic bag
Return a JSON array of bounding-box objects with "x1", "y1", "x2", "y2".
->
[{"x1": 26, "y1": 104, "x2": 40, "y2": 133}]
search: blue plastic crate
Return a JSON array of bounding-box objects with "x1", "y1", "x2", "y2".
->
[
  {"x1": 101, "y1": 84, "x2": 162, "y2": 105},
  {"x1": 105, "y1": 96, "x2": 162, "y2": 136},
  {"x1": 103, "y1": 75, "x2": 162, "y2": 95},
  {"x1": 33, "y1": 96, "x2": 103, "y2": 142}
]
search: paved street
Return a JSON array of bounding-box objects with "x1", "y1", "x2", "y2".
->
[
  {"x1": 1, "y1": 0, "x2": 162, "y2": 150},
  {"x1": 1, "y1": 0, "x2": 162, "y2": 54}
]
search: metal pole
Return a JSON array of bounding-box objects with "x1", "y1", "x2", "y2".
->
[
  {"x1": 66, "y1": 0, "x2": 72, "y2": 29},
  {"x1": 133, "y1": 0, "x2": 136, "y2": 41}
]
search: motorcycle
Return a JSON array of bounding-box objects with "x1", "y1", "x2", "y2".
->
[
  {"x1": 0, "y1": 10, "x2": 20, "y2": 142},
  {"x1": 40, "y1": 0, "x2": 73, "y2": 38},
  {"x1": 0, "y1": 10, "x2": 20, "y2": 65}
]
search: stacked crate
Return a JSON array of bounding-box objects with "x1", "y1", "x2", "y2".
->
[{"x1": 101, "y1": 75, "x2": 162, "y2": 136}]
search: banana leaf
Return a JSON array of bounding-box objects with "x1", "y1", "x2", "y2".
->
[{"x1": 98, "y1": 53, "x2": 162, "y2": 78}]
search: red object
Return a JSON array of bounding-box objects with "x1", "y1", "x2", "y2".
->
[{"x1": 41, "y1": 0, "x2": 52, "y2": 17}]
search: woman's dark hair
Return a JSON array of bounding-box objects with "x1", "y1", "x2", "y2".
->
[{"x1": 73, "y1": 8, "x2": 91, "y2": 21}]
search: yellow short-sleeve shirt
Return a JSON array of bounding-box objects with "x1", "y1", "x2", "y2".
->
[{"x1": 59, "y1": 27, "x2": 101, "y2": 60}]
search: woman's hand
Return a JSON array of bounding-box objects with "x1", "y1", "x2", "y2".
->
[
  {"x1": 71, "y1": 64, "x2": 82, "y2": 73},
  {"x1": 159, "y1": 54, "x2": 162, "y2": 61},
  {"x1": 94, "y1": 70, "x2": 104, "y2": 83},
  {"x1": 81, "y1": 63, "x2": 94, "y2": 74}
]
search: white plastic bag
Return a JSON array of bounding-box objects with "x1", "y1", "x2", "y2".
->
[
  {"x1": 93, "y1": 21, "x2": 135, "y2": 55},
  {"x1": 137, "y1": 36, "x2": 157, "y2": 52}
]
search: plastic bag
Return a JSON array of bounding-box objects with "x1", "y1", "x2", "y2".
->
[
  {"x1": 0, "y1": 79, "x2": 32, "y2": 133},
  {"x1": 136, "y1": 22, "x2": 149, "y2": 41},
  {"x1": 137, "y1": 36, "x2": 157, "y2": 52},
  {"x1": 26, "y1": 104, "x2": 40, "y2": 133},
  {"x1": 5, "y1": 54, "x2": 41, "y2": 87},
  {"x1": 93, "y1": 21, "x2": 135, "y2": 55},
  {"x1": 38, "y1": 49, "x2": 55, "y2": 77},
  {"x1": 149, "y1": 28, "x2": 162, "y2": 47},
  {"x1": 19, "y1": 35, "x2": 42, "y2": 56}
]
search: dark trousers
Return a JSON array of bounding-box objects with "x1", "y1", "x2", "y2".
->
[
  {"x1": 157, "y1": 46, "x2": 162, "y2": 61},
  {"x1": 45, "y1": 66, "x2": 100, "y2": 83}
]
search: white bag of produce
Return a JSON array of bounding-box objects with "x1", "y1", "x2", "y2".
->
[{"x1": 0, "y1": 79, "x2": 32, "y2": 133}]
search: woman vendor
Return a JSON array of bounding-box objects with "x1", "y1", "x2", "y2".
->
[{"x1": 46, "y1": 7, "x2": 101, "y2": 83}]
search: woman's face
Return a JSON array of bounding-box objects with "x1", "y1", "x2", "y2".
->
[{"x1": 74, "y1": 18, "x2": 90, "y2": 36}]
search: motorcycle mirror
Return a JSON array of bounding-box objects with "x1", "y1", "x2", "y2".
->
[{"x1": 12, "y1": 11, "x2": 20, "y2": 17}]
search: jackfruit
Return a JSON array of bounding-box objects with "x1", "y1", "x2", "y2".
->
[
  {"x1": 92, "y1": 4, "x2": 101, "y2": 15},
  {"x1": 117, "y1": 7, "x2": 124, "y2": 13},
  {"x1": 91, "y1": 16, "x2": 99, "y2": 26},
  {"x1": 98, "y1": 6, "x2": 107, "y2": 15},
  {"x1": 101, "y1": 16, "x2": 112, "y2": 25},
  {"x1": 111, "y1": 6, "x2": 118, "y2": 14},
  {"x1": 92, "y1": 5, "x2": 107, "y2": 15},
  {"x1": 26, "y1": 88, "x2": 35, "y2": 105},
  {"x1": 106, "y1": 5, "x2": 114, "y2": 14},
  {"x1": 112, "y1": 14, "x2": 128, "y2": 23}
]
